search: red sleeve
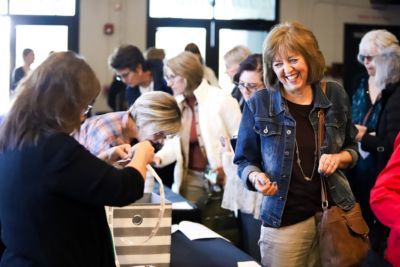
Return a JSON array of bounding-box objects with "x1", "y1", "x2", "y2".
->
[{"x1": 370, "y1": 133, "x2": 400, "y2": 233}]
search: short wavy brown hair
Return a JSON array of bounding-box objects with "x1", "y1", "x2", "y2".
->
[{"x1": 263, "y1": 21, "x2": 325, "y2": 89}]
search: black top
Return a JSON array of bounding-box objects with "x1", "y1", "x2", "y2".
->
[
  {"x1": 107, "y1": 76, "x2": 127, "y2": 111},
  {"x1": 0, "y1": 133, "x2": 144, "y2": 267},
  {"x1": 231, "y1": 85, "x2": 245, "y2": 111},
  {"x1": 281, "y1": 99, "x2": 321, "y2": 226},
  {"x1": 10, "y1": 66, "x2": 25, "y2": 92}
]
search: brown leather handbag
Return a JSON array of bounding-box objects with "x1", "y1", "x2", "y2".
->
[{"x1": 316, "y1": 81, "x2": 370, "y2": 267}]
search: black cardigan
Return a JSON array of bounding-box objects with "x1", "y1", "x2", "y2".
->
[
  {"x1": 361, "y1": 82, "x2": 400, "y2": 173},
  {"x1": 0, "y1": 133, "x2": 144, "y2": 267}
]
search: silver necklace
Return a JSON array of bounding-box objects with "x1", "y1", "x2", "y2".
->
[
  {"x1": 282, "y1": 94, "x2": 318, "y2": 182},
  {"x1": 294, "y1": 139, "x2": 317, "y2": 181}
]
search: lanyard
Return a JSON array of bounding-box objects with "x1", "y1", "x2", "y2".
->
[
  {"x1": 192, "y1": 100, "x2": 207, "y2": 158},
  {"x1": 362, "y1": 93, "x2": 381, "y2": 126}
]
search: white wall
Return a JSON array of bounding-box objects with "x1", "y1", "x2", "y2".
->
[
  {"x1": 80, "y1": 0, "x2": 147, "y2": 113},
  {"x1": 80, "y1": 0, "x2": 400, "y2": 112},
  {"x1": 280, "y1": 0, "x2": 400, "y2": 65}
]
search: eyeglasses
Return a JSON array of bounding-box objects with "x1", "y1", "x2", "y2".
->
[
  {"x1": 235, "y1": 82, "x2": 263, "y2": 93},
  {"x1": 83, "y1": 105, "x2": 93, "y2": 116},
  {"x1": 153, "y1": 132, "x2": 166, "y2": 139},
  {"x1": 164, "y1": 74, "x2": 179, "y2": 82},
  {"x1": 357, "y1": 54, "x2": 378, "y2": 63},
  {"x1": 116, "y1": 70, "x2": 132, "y2": 81}
]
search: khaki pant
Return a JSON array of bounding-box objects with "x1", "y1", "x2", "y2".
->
[
  {"x1": 180, "y1": 169, "x2": 208, "y2": 205},
  {"x1": 259, "y1": 216, "x2": 321, "y2": 267}
]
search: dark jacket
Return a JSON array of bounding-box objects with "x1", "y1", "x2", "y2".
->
[
  {"x1": 126, "y1": 59, "x2": 172, "y2": 107},
  {"x1": 0, "y1": 133, "x2": 144, "y2": 267},
  {"x1": 10, "y1": 66, "x2": 25, "y2": 92},
  {"x1": 107, "y1": 76, "x2": 127, "y2": 111},
  {"x1": 231, "y1": 85, "x2": 245, "y2": 111},
  {"x1": 361, "y1": 82, "x2": 400, "y2": 174}
]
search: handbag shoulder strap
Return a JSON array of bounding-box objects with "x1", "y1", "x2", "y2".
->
[
  {"x1": 319, "y1": 81, "x2": 329, "y2": 210},
  {"x1": 318, "y1": 81, "x2": 326, "y2": 158}
]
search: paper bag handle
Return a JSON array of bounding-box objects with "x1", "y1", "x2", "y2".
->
[
  {"x1": 142, "y1": 164, "x2": 166, "y2": 243},
  {"x1": 109, "y1": 165, "x2": 166, "y2": 243}
]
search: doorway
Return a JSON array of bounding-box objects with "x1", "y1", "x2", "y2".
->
[
  {"x1": 0, "y1": 16, "x2": 10, "y2": 115},
  {"x1": 1, "y1": 0, "x2": 79, "y2": 114}
]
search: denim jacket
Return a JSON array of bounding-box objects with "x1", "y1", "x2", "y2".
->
[{"x1": 234, "y1": 81, "x2": 358, "y2": 228}]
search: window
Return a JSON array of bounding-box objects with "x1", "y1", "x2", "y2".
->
[
  {"x1": 0, "y1": 16, "x2": 10, "y2": 114},
  {"x1": 1, "y1": 0, "x2": 79, "y2": 114},
  {"x1": 147, "y1": 0, "x2": 279, "y2": 90},
  {"x1": 149, "y1": 0, "x2": 276, "y2": 20},
  {"x1": 150, "y1": 0, "x2": 212, "y2": 19},
  {"x1": 218, "y1": 29, "x2": 267, "y2": 91},
  {"x1": 9, "y1": 0, "x2": 75, "y2": 16},
  {"x1": 155, "y1": 27, "x2": 207, "y2": 59},
  {"x1": 214, "y1": 0, "x2": 276, "y2": 20},
  {"x1": 15, "y1": 25, "x2": 68, "y2": 69},
  {"x1": 0, "y1": 0, "x2": 7, "y2": 15}
]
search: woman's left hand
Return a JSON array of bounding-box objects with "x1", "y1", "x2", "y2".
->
[
  {"x1": 355, "y1": 124, "x2": 367, "y2": 142},
  {"x1": 214, "y1": 166, "x2": 226, "y2": 185},
  {"x1": 318, "y1": 153, "x2": 340, "y2": 176},
  {"x1": 98, "y1": 144, "x2": 132, "y2": 165}
]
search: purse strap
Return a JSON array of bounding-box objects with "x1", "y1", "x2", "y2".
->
[{"x1": 318, "y1": 81, "x2": 329, "y2": 211}]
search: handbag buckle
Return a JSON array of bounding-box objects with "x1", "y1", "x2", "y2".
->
[{"x1": 322, "y1": 200, "x2": 329, "y2": 210}]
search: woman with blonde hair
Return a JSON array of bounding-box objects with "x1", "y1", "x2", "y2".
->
[
  {"x1": 155, "y1": 51, "x2": 241, "y2": 204},
  {"x1": 234, "y1": 22, "x2": 358, "y2": 266},
  {"x1": 0, "y1": 51, "x2": 154, "y2": 266},
  {"x1": 75, "y1": 91, "x2": 181, "y2": 156},
  {"x1": 223, "y1": 45, "x2": 252, "y2": 110}
]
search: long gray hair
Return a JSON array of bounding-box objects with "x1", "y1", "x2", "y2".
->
[{"x1": 374, "y1": 44, "x2": 400, "y2": 90}]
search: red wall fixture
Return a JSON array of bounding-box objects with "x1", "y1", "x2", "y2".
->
[{"x1": 103, "y1": 23, "x2": 114, "y2": 35}]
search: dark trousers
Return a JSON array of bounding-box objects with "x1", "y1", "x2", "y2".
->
[{"x1": 238, "y1": 210, "x2": 262, "y2": 263}]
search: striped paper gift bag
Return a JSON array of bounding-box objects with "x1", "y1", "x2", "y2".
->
[{"x1": 111, "y1": 192, "x2": 172, "y2": 267}]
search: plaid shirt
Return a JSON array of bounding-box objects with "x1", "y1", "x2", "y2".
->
[{"x1": 74, "y1": 111, "x2": 130, "y2": 156}]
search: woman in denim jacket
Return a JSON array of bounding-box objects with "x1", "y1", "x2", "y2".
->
[{"x1": 234, "y1": 22, "x2": 359, "y2": 267}]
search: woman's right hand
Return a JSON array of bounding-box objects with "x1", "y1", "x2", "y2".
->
[
  {"x1": 131, "y1": 141, "x2": 155, "y2": 163},
  {"x1": 127, "y1": 141, "x2": 155, "y2": 179},
  {"x1": 249, "y1": 172, "x2": 278, "y2": 196}
]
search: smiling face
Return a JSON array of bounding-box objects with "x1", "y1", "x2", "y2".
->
[{"x1": 272, "y1": 51, "x2": 309, "y2": 93}]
